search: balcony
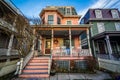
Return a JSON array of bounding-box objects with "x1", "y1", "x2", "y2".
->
[{"x1": 0, "y1": 18, "x2": 17, "y2": 32}]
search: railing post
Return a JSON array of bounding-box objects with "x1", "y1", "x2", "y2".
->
[{"x1": 19, "y1": 58, "x2": 23, "y2": 74}]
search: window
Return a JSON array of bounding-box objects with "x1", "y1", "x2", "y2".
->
[
  {"x1": 95, "y1": 10, "x2": 102, "y2": 18},
  {"x1": 115, "y1": 22, "x2": 120, "y2": 31},
  {"x1": 66, "y1": 8, "x2": 70, "y2": 15},
  {"x1": 97, "y1": 22, "x2": 105, "y2": 33},
  {"x1": 111, "y1": 10, "x2": 119, "y2": 18},
  {"x1": 67, "y1": 21, "x2": 72, "y2": 25},
  {"x1": 48, "y1": 15, "x2": 54, "y2": 24},
  {"x1": 57, "y1": 17, "x2": 61, "y2": 24}
]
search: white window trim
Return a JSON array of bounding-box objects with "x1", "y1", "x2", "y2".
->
[
  {"x1": 95, "y1": 10, "x2": 102, "y2": 18},
  {"x1": 111, "y1": 10, "x2": 119, "y2": 18},
  {"x1": 115, "y1": 22, "x2": 120, "y2": 31},
  {"x1": 66, "y1": 20, "x2": 72, "y2": 25},
  {"x1": 97, "y1": 22, "x2": 105, "y2": 33}
]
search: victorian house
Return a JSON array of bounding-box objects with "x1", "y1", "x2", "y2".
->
[
  {"x1": 81, "y1": 8, "x2": 120, "y2": 73},
  {"x1": 31, "y1": 6, "x2": 94, "y2": 74}
]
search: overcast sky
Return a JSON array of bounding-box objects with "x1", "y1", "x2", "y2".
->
[{"x1": 11, "y1": 0, "x2": 120, "y2": 18}]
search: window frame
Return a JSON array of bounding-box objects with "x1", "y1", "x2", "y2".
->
[
  {"x1": 111, "y1": 10, "x2": 119, "y2": 18},
  {"x1": 115, "y1": 22, "x2": 120, "y2": 31},
  {"x1": 95, "y1": 10, "x2": 102, "y2": 18},
  {"x1": 66, "y1": 20, "x2": 72, "y2": 25},
  {"x1": 48, "y1": 15, "x2": 54, "y2": 24},
  {"x1": 97, "y1": 22, "x2": 105, "y2": 33}
]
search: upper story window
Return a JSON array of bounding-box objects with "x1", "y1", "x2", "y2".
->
[
  {"x1": 115, "y1": 22, "x2": 120, "y2": 31},
  {"x1": 111, "y1": 10, "x2": 119, "y2": 18},
  {"x1": 48, "y1": 15, "x2": 54, "y2": 24},
  {"x1": 97, "y1": 22, "x2": 105, "y2": 33},
  {"x1": 66, "y1": 8, "x2": 71, "y2": 15},
  {"x1": 57, "y1": 17, "x2": 61, "y2": 24},
  {"x1": 67, "y1": 21, "x2": 72, "y2": 25},
  {"x1": 95, "y1": 10, "x2": 102, "y2": 18}
]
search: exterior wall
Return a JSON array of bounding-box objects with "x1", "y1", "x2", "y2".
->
[
  {"x1": 91, "y1": 22, "x2": 117, "y2": 37},
  {"x1": 44, "y1": 12, "x2": 58, "y2": 25},
  {"x1": 0, "y1": 60, "x2": 18, "y2": 77},
  {"x1": 62, "y1": 17, "x2": 79, "y2": 25},
  {"x1": 42, "y1": 11, "x2": 79, "y2": 25},
  {"x1": 74, "y1": 36, "x2": 80, "y2": 48}
]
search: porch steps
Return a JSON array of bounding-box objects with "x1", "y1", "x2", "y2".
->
[{"x1": 19, "y1": 56, "x2": 50, "y2": 78}]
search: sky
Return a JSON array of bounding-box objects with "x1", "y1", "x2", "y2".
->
[{"x1": 11, "y1": 0, "x2": 120, "y2": 18}]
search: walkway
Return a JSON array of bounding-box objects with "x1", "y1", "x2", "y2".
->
[{"x1": 12, "y1": 70, "x2": 112, "y2": 80}]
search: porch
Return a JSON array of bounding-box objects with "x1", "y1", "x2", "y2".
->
[{"x1": 35, "y1": 24, "x2": 92, "y2": 58}]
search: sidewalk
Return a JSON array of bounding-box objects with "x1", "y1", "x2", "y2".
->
[{"x1": 13, "y1": 70, "x2": 112, "y2": 80}]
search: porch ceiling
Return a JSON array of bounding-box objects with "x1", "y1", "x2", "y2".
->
[{"x1": 38, "y1": 30, "x2": 84, "y2": 37}]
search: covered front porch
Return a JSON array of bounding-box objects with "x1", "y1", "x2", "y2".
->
[{"x1": 35, "y1": 25, "x2": 92, "y2": 58}]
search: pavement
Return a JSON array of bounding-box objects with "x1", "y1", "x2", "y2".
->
[{"x1": 12, "y1": 70, "x2": 112, "y2": 80}]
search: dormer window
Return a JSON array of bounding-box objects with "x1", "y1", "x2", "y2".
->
[
  {"x1": 95, "y1": 10, "x2": 102, "y2": 18},
  {"x1": 111, "y1": 10, "x2": 119, "y2": 18},
  {"x1": 66, "y1": 8, "x2": 71, "y2": 15}
]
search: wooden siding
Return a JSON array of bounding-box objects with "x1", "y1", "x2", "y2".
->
[{"x1": 91, "y1": 22, "x2": 117, "y2": 37}]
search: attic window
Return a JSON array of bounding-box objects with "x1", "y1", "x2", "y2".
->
[
  {"x1": 66, "y1": 8, "x2": 71, "y2": 15},
  {"x1": 111, "y1": 10, "x2": 119, "y2": 18},
  {"x1": 95, "y1": 10, "x2": 102, "y2": 18}
]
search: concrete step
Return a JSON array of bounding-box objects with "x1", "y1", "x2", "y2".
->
[
  {"x1": 30, "y1": 60, "x2": 49, "y2": 63},
  {"x1": 19, "y1": 74, "x2": 49, "y2": 78},
  {"x1": 27, "y1": 63, "x2": 48, "y2": 66},
  {"x1": 26, "y1": 65, "x2": 48, "y2": 69},
  {"x1": 23, "y1": 69, "x2": 48, "y2": 73},
  {"x1": 33, "y1": 57, "x2": 50, "y2": 60}
]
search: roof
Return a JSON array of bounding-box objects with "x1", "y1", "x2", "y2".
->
[{"x1": 40, "y1": 6, "x2": 81, "y2": 18}]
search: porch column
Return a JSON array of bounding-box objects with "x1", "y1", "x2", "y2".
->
[
  {"x1": 86, "y1": 28, "x2": 92, "y2": 56},
  {"x1": 69, "y1": 27, "x2": 72, "y2": 56},
  {"x1": 92, "y1": 40, "x2": 96, "y2": 58},
  {"x1": 6, "y1": 17, "x2": 17, "y2": 57},
  {"x1": 51, "y1": 28, "x2": 54, "y2": 54},
  {"x1": 7, "y1": 34, "x2": 14, "y2": 56},
  {"x1": 105, "y1": 35, "x2": 112, "y2": 59}
]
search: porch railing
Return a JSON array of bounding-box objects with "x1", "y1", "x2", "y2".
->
[
  {"x1": 52, "y1": 49, "x2": 91, "y2": 57},
  {"x1": 97, "y1": 53, "x2": 120, "y2": 61},
  {"x1": 0, "y1": 18, "x2": 17, "y2": 32},
  {"x1": 0, "y1": 48, "x2": 18, "y2": 56}
]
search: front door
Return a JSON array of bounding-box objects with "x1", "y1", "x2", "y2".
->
[
  {"x1": 98, "y1": 41, "x2": 106, "y2": 54},
  {"x1": 45, "y1": 39, "x2": 51, "y2": 54}
]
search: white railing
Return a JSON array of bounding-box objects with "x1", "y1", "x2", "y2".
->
[
  {"x1": 48, "y1": 54, "x2": 52, "y2": 75},
  {"x1": 15, "y1": 50, "x2": 34, "y2": 75},
  {"x1": 0, "y1": 18, "x2": 17, "y2": 32},
  {"x1": 52, "y1": 49, "x2": 91, "y2": 57}
]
